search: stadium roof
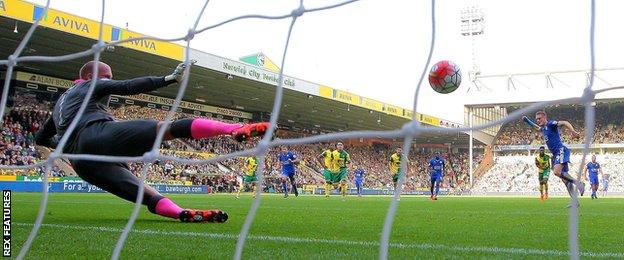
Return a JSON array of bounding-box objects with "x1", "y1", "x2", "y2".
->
[{"x1": 0, "y1": 0, "x2": 482, "y2": 146}]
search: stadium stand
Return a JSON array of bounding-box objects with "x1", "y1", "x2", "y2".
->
[
  {"x1": 496, "y1": 103, "x2": 624, "y2": 146},
  {"x1": 1, "y1": 90, "x2": 474, "y2": 193},
  {"x1": 473, "y1": 154, "x2": 623, "y2": 194}
]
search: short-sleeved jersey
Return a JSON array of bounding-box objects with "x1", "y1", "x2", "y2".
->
[
  {"x1": 245, "y1": 157, "x2": 259, "y2": 177},
  {"x1": 586, "y1": 162, "x2": 600, "y2": 177},
  {"x1": 540, "y1": 120, "x2": 564, "y2": 152},
  {"x1": 535, "y1": 154, "x2": 551, "y2": 171},
  {"x1": 321, "y1": 149, "x2": 333, "y2": 169},
  {"x1": 354, "y1": 169, "x2": 365, "y2": 181},
  {"x1": 332, "y1": 150, "x2": 350, "y2": 170},
  {"x1": 389, "y1": 153, "x2": 401, "y2": 174},
  {"x1": 278, "y1": 151, "x2": 297, "y2": 174},
  {"x1": 429, "y1": 157, "x2": 444, "y2": 175}
]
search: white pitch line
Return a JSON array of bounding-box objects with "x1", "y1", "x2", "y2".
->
[{"x1": 13, "y1": 222, "x2": 624, "y2": 258}]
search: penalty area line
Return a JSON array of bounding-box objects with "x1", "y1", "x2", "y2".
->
[{"x1": 14, "y1": 222, "x2": 623, "y2": 258}]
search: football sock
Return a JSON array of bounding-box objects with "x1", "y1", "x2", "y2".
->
[
  {"x1": 191, "y1": 119, "x2": 241, "y2": 139},
  {"x1": 325, "y1": 183, "x2": 332, "y2": 196},
  {"x1": 291, "y1": 180, "x2": 298, "y2": 196},
  {"x1": 169, "y1": 118, "x2": 242, "y2": 139},
  {"x1": 154, "y1": 198, "x2": 183, "y2": 219},
  {"x1": 435, "y1": 183, "x2": 440, "y2": 196},
  {"x1": 340, "y1": 183, "x2": 347, "y2": 196},
  {"x1": 282, "y1": 180, "x2": 288, "y2": 195},
  {"x1": 430, "y1": 181, "x2": 435, "y2": 196}
]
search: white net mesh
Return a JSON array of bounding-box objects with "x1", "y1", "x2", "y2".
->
[{"x1": 0, "y1": 0, "x2": 608, "y2": 259}]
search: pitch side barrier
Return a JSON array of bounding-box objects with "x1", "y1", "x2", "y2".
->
[
  {"x1": 0, "y1": 181, "x2": 209, "y2": 194},
  {"x1": 312, "y1": 187, "x2": 453, "y2": 196}
]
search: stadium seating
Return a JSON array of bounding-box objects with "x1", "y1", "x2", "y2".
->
[
  {"x1": 1, "y1": 93, "x2": 474, "y2": 192},
  {"x1": 474, "y1": 154, "x2": 623, "y2": 194}
]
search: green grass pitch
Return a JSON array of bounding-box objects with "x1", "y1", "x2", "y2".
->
[{"x1": 9, "y1": 193, "x2": 624, "y2": 259}]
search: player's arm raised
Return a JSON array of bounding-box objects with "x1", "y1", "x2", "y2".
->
[
  {"x1": 557, "y1": 120, "x2": 580, "y2": 138},
  {"x1": 522, "y1": 116, "x2": 540, "y2": 131}
]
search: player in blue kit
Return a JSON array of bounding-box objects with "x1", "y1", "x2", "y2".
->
[
  {"x1": 524, "y1": 111, "x2": 585, "y2": 208},
  {"x1": 353, "y1": 166, "x2": 365, "y2": 197},
  {"x1": 278, "y1": 145, "x2": 299, "y2": 198},
  {"x1": 583, "y1": 154, "x2": 603, "y2": 199},
  {"x1": 428, "y1": 155, "x2": 444, "y2": 200}
]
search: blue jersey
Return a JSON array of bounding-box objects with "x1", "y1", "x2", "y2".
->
[
  {"x1": 354, "y1": 169, "x2": 365, "y2": 182},
  {"x1": 586, "y1": 162, "x2": 600, "y2": 177},
  {"x1": 429, "y1": 157, "x2": 444, "y2": 176},
  {"x1": 540, "y1": 120, "x2": 565, "y2": 153},
  {"x1": 278, "y1": 151, "x2": 297, "y2": 174}
]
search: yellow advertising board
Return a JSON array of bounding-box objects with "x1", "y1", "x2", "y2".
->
[
  {"x1": 418, "y1": 113, "x2": 441, "y2": 126},
  {"x1": 0, "y1": 175, "x2": 17, "y2": 181},
  {"x1": 360, "y1": 97, "x2": 384, "y2": 111},
  {"x1": 333, "y1": 89, "x2": 361, "y2": 106},
  {"x1": 33, "y1": 5, "x2": 104, "y2": 40},
  {"x1": 108, "y1": 27, "x2": 184, "y2": 61},
  {"x1": 0, "y1": 0, "x2": 184, "y2": 60},
  {"x1": 383, "y1": 104, "x2": 403, "y2": 117},
  {"x1": 319, "y1": 85, "x2": 333, "y2": 99},
  {"x1": 0, "y1": 0, "x2": 33, "y2": 22},
  {"x1": 16, "y1": 71, "x2": 73, "y2": 88}
]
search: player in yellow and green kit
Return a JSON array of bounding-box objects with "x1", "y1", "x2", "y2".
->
[
  {"x1": 535, "y1": 146, "x2": 551, "y2": 201},
  {"x1": 318, "y1": 144, "x2": 336, "y2": 197},
  {"x1": 237, "y1": 156, "x2": 259, "y2": 199},
  {"x1": 332, "y1": 142, "x2": 351, "y2": 198},
  {"x1": 389, "y1": 147, "x2": 403, "y2": 193}
]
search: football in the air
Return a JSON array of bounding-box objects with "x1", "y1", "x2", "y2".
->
[{"x1": 428, "y1": 60, "x2": 462, "y2": 94}]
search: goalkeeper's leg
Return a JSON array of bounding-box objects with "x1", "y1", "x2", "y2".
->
[
  {"x1": 71, "y1": 160, "x2": 227, "y2": 223},
  {"x1": 164, "y1": 118, "x2": 270, "y2": 143}
]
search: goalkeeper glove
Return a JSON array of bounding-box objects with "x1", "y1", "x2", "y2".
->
[{"x1": 165, "y1": 60, "x2": 196, "y2": 83}]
